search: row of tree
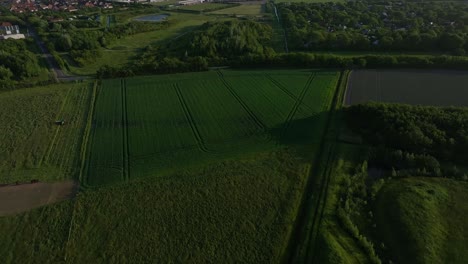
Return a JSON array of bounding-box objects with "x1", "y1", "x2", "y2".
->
[{"x1": 345, "y1": 103, "x2": 468, "y2": 177}]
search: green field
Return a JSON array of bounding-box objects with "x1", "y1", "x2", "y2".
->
[
  {"x1": 0, "y1": 150, "x2": 311, "y2": 262},
  {"x1": 210, "y1": 4, "x2": 264, "y2": 16},
  {"x1": 0, "y1": 69, "x2": 342, "y2": 262},
  {"x1": 176, "y1": 3, "x2": 235, "y2": 12},
  {"x1": 375, "y1": 177, "x2": 468, "y2": 264},
  {"x1": 86, "y1": 69, "x2": 340, "y2": 186},
  {"x1": 0, "y1": 82, "x2": 95, "y2": 183},
  {"x1": 345, "y1": 70, "x2": 468, "y2": 106}
]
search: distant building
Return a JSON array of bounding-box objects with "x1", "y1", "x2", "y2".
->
[
  {"x1": 0, "y1": 34, "x2": 25, "y2": 40},
  {"x1": 178, "y1": 0, "x2": 204, "y2": 5},
  {"x1": 0, "y1": 22, "x2": 20, "y2": 35}
]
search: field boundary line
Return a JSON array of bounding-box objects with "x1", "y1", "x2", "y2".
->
[
  {"x1": 41, "y1": 84, "x2": 74, "y2": 167},
  {"x1": 174, "y1": 83, "x2": 211, "y2": 153},
  {"x1": 265, "y1": 74, "x2": 316, "y2": 113},
  {"x1": 79, "y1": 81, "x2": 98, "y2": 187},
  {"x1": 121, "y1": 79, "x2": 130, "y2": 181},
  {"x1": 283, "y1": 70, "x2": 347, "y2": 263},
  {"x1": 280, "y1": 73, "x2": 316, "y2": 140},
  {"x1": 342, "y1": 70, "x2": 353, "y2": 106},
  {"x1": 216, "y1": 70, "x2": 267, "y2": 132},
  {"x1": 308, "y1": 70, "x2": 350, "y2": 263}
]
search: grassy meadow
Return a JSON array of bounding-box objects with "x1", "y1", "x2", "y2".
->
[
  {"x1": 0, "y1": 82, "x2": 94, "y2": 183},
  {"x1": 176, "y1": 3, "x2": 235, "y2": 12},
  {"x1": 210, "y1": 4, "x2": 264, "y2": 16},
  {"x1": 0, "y1": 150, "x2": 311, "y2": 262},
  {"x1": 86, "y1": 69, "x2": 339, "y2": 186},
  {"x1": 374, "y1": 177, "x2": 468, "y2": 264}
]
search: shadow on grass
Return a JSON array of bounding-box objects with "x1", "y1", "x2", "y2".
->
[{"x1": 267, "y1": 111, "x2": 331, "y2": 158}]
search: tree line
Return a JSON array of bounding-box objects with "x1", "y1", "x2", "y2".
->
[{"x1": 345, "y1": 103, "x2": 468, "y2": 178}]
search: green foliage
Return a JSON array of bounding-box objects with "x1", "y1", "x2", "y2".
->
[
  {"x1": 346, "y1": 103, "x2": 468, "y2": 163},
  {"x1": 279, "y1": 1, "x2": 468, "y2": 54},
  {"x1": 0, "y1": 40, "x2": 42, "y2": 80},
  {"x1": 166, "y1": 20, "x2": 274, "y2": 59}
]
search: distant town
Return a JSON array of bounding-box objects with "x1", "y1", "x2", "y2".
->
[{"x1": 7, "y1": 0, "x2": 211, "y2": 13}]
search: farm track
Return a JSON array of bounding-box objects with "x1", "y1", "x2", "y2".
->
[
  {"x1": 55, "y1": 85, "x2": 89, "y2": 175},
  {"x1": 280, "y1": 73, "x2": 316, "y2": 140},
  {"x1": 285, "y1": 71, "x2": 345, "y2": 264},
  {"x1": 121, "y1": 79, "x2": 130, "y2": 181},
  {"x1": 79, "y1": 82, "x2": 97, "y2": 186},
  {"x1": 174, "y1": 84, "x2": 211, "y2": 153},
  {"x1": 216, "y1": 71, "x2": 267, "y2": 132},
  {"x1": 42, "y1": 86, "x2": 74, "y2": 167},
  {"x1": 265, "y1": 75, "x2": 316, "y2": 113}
]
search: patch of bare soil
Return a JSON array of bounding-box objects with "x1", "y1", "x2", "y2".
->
[{"x1": 0, "y1": 181, "x2": 78, "y2": 216}]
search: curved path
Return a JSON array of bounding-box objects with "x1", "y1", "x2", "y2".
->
[{"x1": 28, "y1": 25, "x2": 90, "y2": 82}]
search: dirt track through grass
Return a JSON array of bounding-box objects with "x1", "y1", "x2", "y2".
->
[{"x1": 0, "y1": 181, "x2": 77, "y2": 216}]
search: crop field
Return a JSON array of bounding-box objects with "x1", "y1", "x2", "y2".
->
[
  {"x1": 345, "y1": 70, "x2": 468, "y2": 106},
  {"x1": 86, "y1": 69, "x2": 339, "y2": 186},
  {"x1": 0, "y1": 82, "x2": 95, "y2": 183}
]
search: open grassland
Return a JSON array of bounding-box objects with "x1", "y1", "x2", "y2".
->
[
  {"x1": 274, "y1": 0, "x2": 344, "y2": 3},
  {"x1": 375, "y1": 177, "x2": 468, "y2": 264},
  {"x1": 345, "y1": 70, "x2": 468, "y2": 106},
  {"x1": 0, "y1": 82, "x2": 94, "y2": 183},
  {"x1": 86, "y1": 69, "x2": 339, "y2": 186},
  {"x1": 0, "y1": 150, "x2": 311, "y2": 262},
  {"x1": 176, "y1": 3, "x2": 235, "y2": 12},
  {"x1": 67, "y1": 13, "x2": 227, "y2": 76},
  {"x1": 210, "y1": 3, "x2": 264, "y2": 16}
]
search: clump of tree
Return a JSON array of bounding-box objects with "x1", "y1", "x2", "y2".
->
[
  {"x1": 0, "y1": 39, "x2": 42, "y2": 85},
  {"x1": 163, "y1": 20, "x2": 275, "y2": 60},
  {"x1": 345, "y1": 103, "x2": 468, "y2": 178}
]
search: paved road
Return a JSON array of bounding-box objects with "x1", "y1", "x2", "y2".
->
[{"x1": 28, "y1": 26, "x2": 90, "y2": 82}]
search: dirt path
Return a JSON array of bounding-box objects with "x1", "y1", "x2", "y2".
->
[
  {"x1": 27, "y1": 25, "x2": 89, "y2": 82},
  {"x1": 0, "y1": 181, "x2": 78, "y2": 216}
]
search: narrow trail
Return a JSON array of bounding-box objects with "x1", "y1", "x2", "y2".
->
[{"x1": 28, "y1": 25, "x2": 89, "y2": 82}]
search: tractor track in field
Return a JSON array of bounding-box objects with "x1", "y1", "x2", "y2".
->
[
  {"x1": 217, "y1": 71, "x2": 267, "y2": 133},
  {"x1": 57, "y1": 84, "x2": 90, "y2": 173},
  {"x1": 280, "y1": 73, "x2": 316, "y2": 140},
  {"x1": 174, "y1": 84, "x2": 212, "y2": 153},
  {"x1": 121, "y1": 79, "x2": 130, "y2": 181},
  {"x1": 42, "y1": 85, "x2": 74, "y2": 167},
  {"x1": 265, "y1": 75, "x2": 316, "y2": 113}
]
